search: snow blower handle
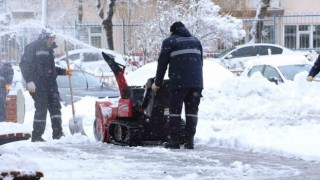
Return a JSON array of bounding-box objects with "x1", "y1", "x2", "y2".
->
[{"x1": 141, "y1": 78, "x2": 155, "y2": 109}]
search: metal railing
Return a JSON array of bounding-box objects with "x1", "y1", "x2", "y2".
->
[{"x1": 2, "y1": 14, "x2": 320, "y2": 64}]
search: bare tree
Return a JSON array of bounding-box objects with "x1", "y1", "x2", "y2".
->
[{"x1": 97, "y1": 0, "x2": 116, "y2": 50}]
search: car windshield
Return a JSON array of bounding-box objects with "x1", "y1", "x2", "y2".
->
[
  {"x1": 215, "y1": 47, "x2": 236, "y2": 58},
  {"x1": 278, "y1": 64, "x2": 314, "y2": 81},
  {"x1": 57, "y1": 72, "x2": 101, "y2": 88}
]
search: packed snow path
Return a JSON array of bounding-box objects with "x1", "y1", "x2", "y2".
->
[{"x1": 2, "y1": 139, "x2": 319, "y2": 180}]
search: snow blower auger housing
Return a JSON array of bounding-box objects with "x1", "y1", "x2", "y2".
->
[{"x1": 93, "y1": 52, "x2": 185, "y2": 146}]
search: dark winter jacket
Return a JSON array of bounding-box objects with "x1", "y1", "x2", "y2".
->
[
  {"x1": 20, "y1": 39, "x2": 66, "y2": 92},
  {"x1": 155, "y1": 26, "x2": 203, "y2": 90},
  {"x1": 309, "y1": 55, "x2": 320, "y2": 77},
  {"x1": 0, "y1": 63, "x2": 14, "y2": 88}
]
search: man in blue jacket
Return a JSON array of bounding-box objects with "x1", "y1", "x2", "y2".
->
[
  {"x1": 20, "y1": 30, "x2": 73, "y2": 142},
  {"x1": 152, "y1": 22, "x2": 203, "y2": 149},
  {"x1": 0, "y1": 63, "x2": 14, "y2": 122}
]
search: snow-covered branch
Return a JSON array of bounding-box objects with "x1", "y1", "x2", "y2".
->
[{"x1": 136, "y1": 0, "x2": 245, "y2": 61}]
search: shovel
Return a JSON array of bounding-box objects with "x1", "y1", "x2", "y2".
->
[
  {"x1": 312, "y1": 78, "x2": 320, "y2": 82},
  {"x1": 64, "y1": 40, "x2": 86, "y2": 135}
]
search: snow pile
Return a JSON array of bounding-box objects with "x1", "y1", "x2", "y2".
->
[
  {"x1": 197, "y1": 71, "x2": 320, "y2": 161},
  {"x1": 126, "y1": 60, "x2": 234, "y2": 89},
  {"x1": 0, "y1": 153, "x2": 40, "y2": 173},
  {"x1": 0, "y1": 122, "x2": 31, "y2": 135}
]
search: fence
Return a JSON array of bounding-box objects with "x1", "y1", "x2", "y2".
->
[
  {"x1": 73, "y1": 21, "x2": 143, "y2": 56},
  {"x1": 2, "y1": 14, "x2": 320, "y2": 65},
  {"x1": 240, "y1": 14, "x2": 320, "y2": 52}
]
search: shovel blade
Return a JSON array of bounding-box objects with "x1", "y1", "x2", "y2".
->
[{"x1": 69, "y1": 116, "x2": 86, "y2": 136}]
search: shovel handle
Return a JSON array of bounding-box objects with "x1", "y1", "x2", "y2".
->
[
  {"x1": 64, "y1": 40, "x2": 75, "y2": 116},
  {"x1": 312, "y1": 78, "x2": 320, "y2": 82}
]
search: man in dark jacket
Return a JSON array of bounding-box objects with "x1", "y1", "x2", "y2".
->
[
  {"x1": 20, "y1": 30, "x2": 73, "y2": 142},
  {"x1": 307, "y1": 55, "x2": 320, "y2": 81},
  {"x1": 152, "y1": 22, "x2": 203, "y2": 149},
  {"x1": 0, "y1": 63, "x2": 14, "y2": 122}
]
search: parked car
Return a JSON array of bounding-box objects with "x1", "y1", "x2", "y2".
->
[
  {"x1": 212, "y1": 43, "x2": 295, "y2": 72},
  {"x1": 56, "y1": 71, "x2": 120, "y2": 105},
  {"x1": 55, "y1": 48, "x2": 126, "y2": 77},
  {"x1": 242, "y1": 54, "x2": 318, "y2": 84}
]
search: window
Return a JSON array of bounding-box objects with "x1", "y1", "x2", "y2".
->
[
  {"x1": 69, "y1": 54, "x2": 80, "y2": 61},
  {"x1": 313, "y1": 25, "x2": 320, "y2": 48},
  {"x1": 230, "y1": 46, "x2": 257, "y2": 58},
  {"x1": 263, "y1": 65, "x2": 282, "y2": 81},
  {"x1": 300, "y1": 34, "x2": 310, "y2": 49},
  {"x1": 79, "y1": 27, "x2": 89, "y2": 44},
  {"x1": 248, "y1": 65, "x2": 265, "y2": 77},
  {"x1": 256, "y1": 46, "x2": 269, "y2": 55},
  {"x1": 299, "y1": 25, "x2": 310, "y2": 31},
  {"x1": 262, "y1": 26, "x2": 274, "y2": 44},
  {"x1": 278, "y1": 64, "x2": 312, "y2": 81},
  {"x1": 91, "y1": 27, "x2": 102, "y2": 33},
  {"x1": 91, "y1": 36, "x2": 101, "y2": 48},
  {"x1": 284, "y1": 25, "x2": 297, "y2": 49},
  {"x1": 256, "y1": 45, "x2": 282, "y2": 55},
  {"x1": 83, "y1": 52, "x2": 102, "y2": 62}
]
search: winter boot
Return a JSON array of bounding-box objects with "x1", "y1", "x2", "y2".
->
[
  {"x1": 184, "y1": 138, "x2": 194, "y2": 149},
  {"x1": 31, "y1": 122, "x2": 46, "y2": 142},
  {"x1": 53, "y1": 132, "x2": 65, "y2": 140},
  {"x1": 31, "y1": 136, "x2": 46, "y2": 142},
  {"x1": 51, "y1": 117, "x2": 64, "y2": 140},
  {"x1": 184, "y1": 116, "x2": 198, "y2": 149},
  {"x1": 163, "y1": 140, "x2": 180, "y2": 149}
]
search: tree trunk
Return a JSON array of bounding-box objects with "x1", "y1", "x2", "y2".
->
[
  {"x1": 255, "y1": 0, "x2": 270, "y2": 43},
  {"x1": 104, "y1": 0, "x2": 115, "y2": 50},
  {"x1": 97, "y1": 0, "x2": 116, "y2": 50},
  {"x1": 78, "y1": 0, "x2": 83, "y2": 23}
]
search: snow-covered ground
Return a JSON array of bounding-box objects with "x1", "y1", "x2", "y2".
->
[{"x1": 2, "y1": 59, "x2": 320, "y2": 179}]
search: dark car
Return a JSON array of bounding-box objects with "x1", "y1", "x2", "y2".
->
[{"x1": 56, "y1": 71, "x2": 120, "y2": 105}]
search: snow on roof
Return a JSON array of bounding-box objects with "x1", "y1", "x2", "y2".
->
[
  {"x1": 245, "y1": 54, "x2": 311, "y2": 68},
  {"x1": 235, "y1": 43, "x2": 290, "y2": 49},
  {"x1": 59, "y1": 48, "x2": 125, "y2": 65}
]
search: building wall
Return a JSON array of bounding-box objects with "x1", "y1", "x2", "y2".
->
[
  {"x1": 4, "y1": 0, "x2": 320, "y2": 58},
  {"x1": 281, "y1": 0, "x2": 320, "y2": 14}
]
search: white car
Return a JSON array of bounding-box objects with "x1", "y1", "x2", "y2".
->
[
  {"x1": 242, "y1": 54, "x2": 316, "y2": 84},
  {"x1": 212, "y1": 43, "x2": 295, "y2": 72},
  {"x1": 55, "y1": 48, "x2": 126, "y2": 76}
]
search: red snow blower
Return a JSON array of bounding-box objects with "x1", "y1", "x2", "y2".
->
[{"x1": 93, "y1": 52, "x2": 185, "y2": 146}]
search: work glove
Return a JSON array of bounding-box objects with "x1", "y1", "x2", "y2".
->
[
  {"x1": 151, "y1": 82, "x2": 160, "y2": 93},
  {"x1": 5, "y1": 84, "x2": 11, "y2": 91},
  {"x1": 307, "y1": 76, "x2": 314, "y2": 82},
  {"x1": 5, "y1": 84, "x2": 11, "y2": 93},
  {"x1": 66, "y1": 69, "x2": 73, "y2": 76},
  {"x1": 27, "y1": 81, "x2": 36, "y2": 93}
]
